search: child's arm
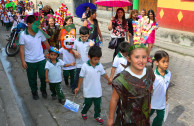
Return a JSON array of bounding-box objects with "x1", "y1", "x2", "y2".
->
[
  {"x1": 20, "y1": 45, "x2": 27, "y2": 69},
  {"x1": 64, "y1": 62, "x2": 76, "y2": 67},
  {"x1": 72, "y1": 49, "x2": 81, "y2": 58},
  {"x1": 43, "y1": 40, "x2": 50, "y2": 51},
  {"x1": 110, "y1": 67, "x2": 116, "y2": 82},
  {"x1": 104, "y1": 74, "x2": 112, "y2": 85},
  {"x1": 107, "y1": 88, "x2": 119, "y2": 126},
  {"x1": 74, "y1": 78, "x2": 83, "y2": 94},
  {"x1": 166, "y1": 88, "x2": 169, "y2": 101},
  {"x1": 45, "y1": 69, "x2": 49, "y2": 83}
]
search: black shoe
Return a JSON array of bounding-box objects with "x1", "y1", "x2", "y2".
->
[
  {"x1": 52, "y1": 95, "x2": 57, "y2": 100},
  {"x1": 41, "y1": 90, "x2": 47, "y2": 99},
  {"x1": 58, "y1": 99, "x2": 66, "y2": 105},
  {"x1": 72, "y1": 90, "x2": 75, "y2": 94},
  {"x1": 32, "y1": 91, "x2": 39, "y2": 100}
]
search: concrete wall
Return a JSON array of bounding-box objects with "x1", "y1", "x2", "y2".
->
[{"x1": 157, "y1": 0, "x2": 194, "y2": 32}]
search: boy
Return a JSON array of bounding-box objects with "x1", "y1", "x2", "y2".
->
[
  {"x1": 72, "y1": 26, "x2": 93, "y2": 93},
  {"x1": 19, "y1": 15, "x2": 50, "y2": 100},
  {"x1": 45, "y1": 47, "x2": 66, "y2": 105},
  {"x1": 75, "y1": 46, "x2": 112, "y2": 124},
  {"x1": 110, "y1": 42, "x2": 130, "y2": 81}
]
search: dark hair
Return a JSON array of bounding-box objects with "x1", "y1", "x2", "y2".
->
[
  {"x1": 26, "y1": 15, "x2": 35, "y2": 24},
  {"x1": 85, "y1": 6, "x2": 90, "y2": 10},
  {"x1": 87, "y1": 9, "x2": 96, "y2": 18},
  {"x1": 147, "y1": 10, "x2": 156, "y2": 23},
  {"x1": 119, "y1": 42, "x2": 130, "y2": 53},
  {"x1": 63, "y1": 16, "x2": 73, "y2": 26},
  {"x1": 152, "y1": 50, "x2": 169, "y2": 68},
  {"x1": 88, "y1": 46, "x2": 102, "y2": 58},
  {"x1": 115, "y1": 8, "x2": 127, "y2": 28},
  {"x1": 79, "y1": 26, "x2": 89, "y2": 35}
]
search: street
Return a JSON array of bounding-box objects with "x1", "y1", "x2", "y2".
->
[{"x1": 0, "y1": 23, "x2": 194, "y2": 126}]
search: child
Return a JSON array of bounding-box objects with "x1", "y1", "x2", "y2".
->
[
  {"x1": 146, "y1": 10, "x2": 159, "y2": 63},
  {"x1": 45, "y1": 47, "x2": 66, "y2": 105},
  {"x1": 63, "y1": 16, "x2": 73, "y2": 27},
  {"x1": 4, "y1": 13, "x2": 10, "y2": 31},
  {"x1": 138, "y1": 9, "x2": 146, "y2": 19},
  {"x1": 75, "y1": 46, "x2": 111, "y2": 124},
  {"x1": 19, "y1": 15, "x2": 50, "y2": 100},
  {"x1": 46, "y1": 17, "x2": 60, "y2": 49},
  {"x1": 107, "y1": 44, "x2": 155, "y2": 126},
  {"x1": 1, "y1": 12, "x2": 4, "y2": 26},
  {"x1": 110, "y1": 42, "x2": 130, "y2": 81},
  {"x1": 150, "y1": 50, "x2": 171, "y2": 126},
  {"x1": 72, "y1": 26, "x2": 93, "y2": 93},
  {"x1": 38, "y1": 1, "x2": 43, "y2": 12}
]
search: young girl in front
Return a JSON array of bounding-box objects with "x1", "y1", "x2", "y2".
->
[
  {"x1": 4, "y1": 13, "x2": 10, "y2": 31},
  {"x1": 107, "y1": 44, "x2": 155, "y2": 126},
  {"x1": 146, "y1": 10, "x2": 159, "y2": 63},
  {"x1": 150, "y1": 50, "x2": 171, "y2": 126}
]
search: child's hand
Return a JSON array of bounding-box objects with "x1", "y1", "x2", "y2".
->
[
  {"x1": 22, "y1": 61, "x2": 28, "y2": 69},
  {"x1": 45, "y1": 79, "x2": 49, "y2": 83},
  {"x1": 74, "y1": 51, "x2": 81, "y2": 58},
  {"x1": 108, "y1": 79, "x2": 112, "y2": 85},
  {"x1": 71, "y1": 62, "x2": 76, "y2": 66},
  {"x1": 74, "y1": 88, "x2": 79, "y2": 94}
]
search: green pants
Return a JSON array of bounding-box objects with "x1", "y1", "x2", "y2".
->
[
  {"x1": 63, "y1": 69, "x2": 75, "y2": 88},
  {"x1": 150, "y1": 109, "x2": 165, "y2": 126},
  {"x1": 49, "y1": 82, "x2": 65, "y2": 100},
  {"x1": 26, "y1": 60, "x2": 46, "y2": 92},
  {"x1": 5, "y1": 23, "x2": 9, "y2": 30},
  {"x1": 81, "y1": 97, "x2": 101, "y2": 118}
]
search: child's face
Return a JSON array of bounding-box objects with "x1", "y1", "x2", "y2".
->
[
  {"x1": 141, "y1": 11, "x2": 146, "y2": 16},
  {"x1": 80, "y1": 34, "x2": 89, "y2": 42},
  {"x1": 89, "y1": 56, "x2": 100, "y2": 66},
  {"x1": 127, "y1": 48, "x2": 147, "y2": 72},
  {"x1": 66, "y1": 18, "x2": 73, "y2": 26},
  {"x1": 49, "y1": 52, "x2": 58, "y2": 60},
  {"x1": 49, "y1": 18, "x2": 55, "y2": 27},
  {"x1": 155, "y1": 57, "x2": 169, "y2": 71}
]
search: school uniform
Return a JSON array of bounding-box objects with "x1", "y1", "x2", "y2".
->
[
  {"x1": 45, "y1": 59, "x2": 65, "y2": 100},
  {"x1": 4, "y1": 16, "x2": 10, "y2": 30},
  {"x1": 1, "y1": 14, "x2": 4, "y2": 26},
  {"x1": 59, "y1": 48, "x2": 76, "y2": 88},
  {"x1": 80, "y1": 61, "x2": 106, "y2": 118},
  {"x1": 112, "y1": 52, "x2": 127, "y2": 75},
  {"x1": 72, "y1": 37, "x2": 90, "y2": 91},
  {"x1": 19, "y1": 29, "x2": 47, "y2": 93},
  {"x1": 150, "y1": 68, "x2": 171, "y2": 126}
]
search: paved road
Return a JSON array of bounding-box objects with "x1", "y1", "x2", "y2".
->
[{"x1": 0, "y1": 24, "x2": 193, "y2": 126}]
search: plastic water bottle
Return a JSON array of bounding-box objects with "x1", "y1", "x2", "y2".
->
[{"x1": 99, "y1": 41, "x2": 103, "y2": 47}]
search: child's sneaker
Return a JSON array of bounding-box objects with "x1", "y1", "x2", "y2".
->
[
  {"x1": 95, "y1": 117, "x2": 103, "y2": 124},
  {"x1": 81, "y1": 114, "x2": 87, "y2": 120},
  {"x1": 58, "y1": 99, "x2": 66, "y2": 105}
]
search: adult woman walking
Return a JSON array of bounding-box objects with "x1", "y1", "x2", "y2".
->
[
  {"x1": 127, "y1": 9, "x2": 139, "y2": 46},
  {"x1": 108, "y1": 8, "x2": 129, "y2": 59},
  {"x1": 83, "y1": 9, "x2": 103, "y2": 46}
]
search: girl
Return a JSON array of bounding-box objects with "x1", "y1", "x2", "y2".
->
[
  {"x1": 150, "y1": 50, "x2": 171, "y2": 126},
  {"x1": 138, "y1": 9, "x2": 146, "y2": 19},
  {"x1": 107, "y1": 44, "x2": 155, "y2": 126},
  {"x1": 81, "y1": 6, "x2": 90, "y2": 22},
  {"x1": 1, "y1": 12, "x2": 5, "y2": 26},
  {"x1": 45, "y1": 17, "x2": 61, "y2": 49},
  {"x1": 25, "y1": 5, "x2": 34, "y2": 15},
  {"x1": 108, "y1": 8, "x2": 129, "y2": 59},
  {"x1": 127, "y1": 9, "x2": 139, "y2": 46},
  {"x1": 4, "y1": 13, "x2": 10, "y2": 31},
  {"x1": 38, "y1": 1, "x2": 43, "y2": 12},
  {"x1": 63, "y1": 16, "x2": 73, "y2": 27},
  {"x1": 146, "y1": 10, "x2": 158, "y2": 63},
  {"x1": 83, "y1": 9, "x2": 102, "y2": 46}
]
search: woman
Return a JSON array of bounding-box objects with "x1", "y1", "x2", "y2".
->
[
  {"x1": 108, "y1": 8, "x2": 129, "y2": 59},
  {"x1": 127, "y1": 9, "x2": 139, "y2": 46},
  {"x1": 25, "y1": 5, "x2": 34, "y2": 15},
  {"x1": 83, "y1": 9, "x2": 103, "y2": 46},
  {"x1": 81, "y1": 6, "x2": 90, "y2": 21}
]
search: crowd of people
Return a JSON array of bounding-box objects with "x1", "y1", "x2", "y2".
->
[{"x1": 0, "y1": 1, "x2": 171, "y2": 126}]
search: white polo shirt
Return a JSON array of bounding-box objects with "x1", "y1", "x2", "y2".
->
[
  {"x1": 151, "y1": 68, "x2": 171, "y2": 110},
  {"x1": 73, "y1": 38, "x2": 90, "y2": 68},
  {"x1": 45, "y1": 59, "x2": 65, "y2": 83},
  {"x1": 19, "y1": 29, "x2": 46, "y2": 63},
  {"x1": 112, "y1": 52, "x2": 128, "y2": 74},
  {"x1": 59, "y1": 48, "x2": 76, "y2": 70},
  {"x1": 79, "y1": 61, "x2": 106, "y2": 98}
]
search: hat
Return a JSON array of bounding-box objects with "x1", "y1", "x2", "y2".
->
[{"x1": 50, "y1": 46, "x2": 60, "y2": 55}]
